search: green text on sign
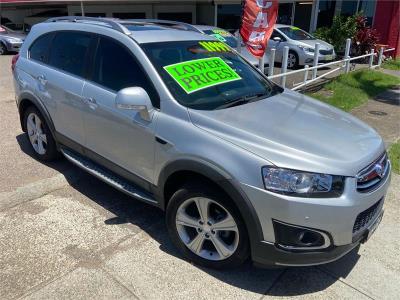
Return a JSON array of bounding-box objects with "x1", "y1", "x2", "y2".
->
[{"x1": 163, "y1": 57, "x2": 242, "y2": 94}]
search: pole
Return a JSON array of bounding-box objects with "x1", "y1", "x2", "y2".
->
[
  {"x1": 312, "y1": 43, "x2": 320, "y2": 79},
  {"x1": 378, "y1": 47, "x2": 384, "y2": 67},
  {"x1": 268, "y1": 48, "x2": 276, "y2": 77},
  {"x1": 281, "y1": 46, "x2": 289, "y2": 88},
  {"x1": 369, "y1": 49, "x2": 375, "y2": 68},
  {"x1": 344, "y1": 38, "x2": 351, "y2": 73},
  {"x1": 258, "y1": 55, "x2": 265, "y2": 73},
  {"x1": 80, "y1": 1, "x2": 85, "y2": 17}
]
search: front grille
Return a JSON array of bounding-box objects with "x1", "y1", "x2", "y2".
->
[
  {"x1": 353, "y1": 199, "x2": 382, "y2": 233},
  {"x1": 357, "y1": 152, "x2": 389, "y2": 193},
  {"x1": 319, "y1": 49, "x2": 333, "y2": 55}
]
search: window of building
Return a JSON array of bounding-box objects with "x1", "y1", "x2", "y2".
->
[
  {"x1": 112, "y1": 12, "x2": 146, "y2": 19},
  {"x1": 317, "y1": 0, "x2": 336, "y2": 28},
  {"x1": 217, "y1": 4, "x2": 242, "y2": 31},
  {"x1": 92, "y1": 37, "x2": 159, "y2": 107},
  {"x1": 157, "y1": 12, "x2": 192, "y2": 24},
  {"x1": 358, "y1": 0, "x2": 376, "y2": 25},
  {"x1": 48, "y1": 31, "x2": 91, "y2": 77},
  {"x1": 278, "y1": 3, "x2": 293, "y2": 25}
]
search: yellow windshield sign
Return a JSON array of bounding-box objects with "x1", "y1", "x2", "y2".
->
[
  {"x1": 164, "y1": 57, "x2": 241, "y2": 94},
  {"x1": 199, "y1": 41, "x2": 231, "y2": 52}
]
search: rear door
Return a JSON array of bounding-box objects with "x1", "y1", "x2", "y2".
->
[
  {"x1": 81, "y1": 35, "x2": 160, "y2": 184},
  {"x1": 43, "y1": 31, "x2": 92, "y2": 145}
]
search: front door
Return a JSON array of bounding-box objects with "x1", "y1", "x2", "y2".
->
[{"x1": 81, "y1": 36, "x2": 160, "y2": 184}]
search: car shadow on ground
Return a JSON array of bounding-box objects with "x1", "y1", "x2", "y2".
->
[{"x1": 16, "y1": 132, "x2": 361, "y2": 296}]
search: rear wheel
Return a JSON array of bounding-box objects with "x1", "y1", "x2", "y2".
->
[
  {"x1": 24, "y1": 106, "x2": 58, "y2": 161},
  {"x1": 166, "y1": 183, "x2": 249, "y2": 269}
]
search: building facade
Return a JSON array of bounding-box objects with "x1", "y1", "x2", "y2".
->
[{"x1": 0, "y1": 0, "x2": 398, "y2": 57}]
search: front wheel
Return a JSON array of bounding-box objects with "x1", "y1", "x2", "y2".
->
[
  {"x1": 287, "y1": 51, "x2": 299, "y2": 69},
  {"x1": 166, "y1": 183, "x2": 249, "y2": 269}
]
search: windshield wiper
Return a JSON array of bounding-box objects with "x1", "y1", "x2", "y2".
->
[{"x1": 215, "y1": 92, "x2": 269, "y2": 109}]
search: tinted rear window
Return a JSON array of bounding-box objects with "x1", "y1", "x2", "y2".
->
[
  {"x1": 29, "y1": 33, "x2": 54, "y2": 63},
  {"x1": 48, "y1": 31, "x2": 92, "y2": 77}
]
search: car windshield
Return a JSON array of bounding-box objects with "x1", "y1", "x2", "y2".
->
[
  {"x1": 141, "y1": 40, "x2": 280, "y2": 110},
  {"x1": 279, "y1": 27, "x2": 315, "y2": 40},
  {"x1": 202, "y1": 29, "x2": 238, "y2": 48}
]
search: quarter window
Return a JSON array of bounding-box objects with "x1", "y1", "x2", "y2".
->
[
  {"x1": 48, "y1": 31, "x2": 92, "y2": 77},
  {"x1": 29, "y1": 33, "x2": 54, "y2": 63},
  {"x1": 92, "y1": 37, "x2": 159, "y2": 107}
]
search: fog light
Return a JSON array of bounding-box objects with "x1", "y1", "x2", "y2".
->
[{"x1": 273, "y1": 220, "x2": 331, "y2": 251}]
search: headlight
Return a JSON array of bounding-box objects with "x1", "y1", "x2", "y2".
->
[
  {"x1": 5, "y1": 37, "x2": 22, "y2": 43},
  {"x1": 298, "y1": 45, "x2": 314, "y2": 53},
  {"x1": 262, "y1": 166, "x2": 344, "y2": 197}
]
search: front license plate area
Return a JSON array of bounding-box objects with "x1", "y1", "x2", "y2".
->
[{"x1": 325, "y1": 55, "x2": 333, "y2": 61}]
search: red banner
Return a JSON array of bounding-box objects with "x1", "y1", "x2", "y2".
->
[{"x1": 240, "y1": 0, "x2": 278, "y2": 58}]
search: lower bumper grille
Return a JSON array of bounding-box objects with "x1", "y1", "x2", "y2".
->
[
  {"x1": 319, "y1": 49, "x2": 333, "y2": 55},
  {"x1": 353, "y1": 199, "x2": 382, "y2": 233}
]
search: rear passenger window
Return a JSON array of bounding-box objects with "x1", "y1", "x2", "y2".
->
[
  {"x1": 92, "y1": 37, "x2": 159, "y2": 107},
  {"x1": 29, "y1": 33, "x2": 54, "y2": 63},
  {"x1": 48, "y1": 31, "x2": 91, "y2": 77}
]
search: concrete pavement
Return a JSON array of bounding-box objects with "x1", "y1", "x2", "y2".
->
[{"x1": 1, "y1": 54, "x2": 399, "y2": 299}]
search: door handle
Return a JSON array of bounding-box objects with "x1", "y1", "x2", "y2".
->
[
  {"x1": 85, "y1": 97, "x2": 97, "y2": 105},
  {"x1": 37, "y1": 75, "x2": 47, "y2": 86}
]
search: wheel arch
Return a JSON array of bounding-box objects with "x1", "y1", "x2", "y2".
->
[
  {"x1": 18, "y1": 92, "x2": 57, "y2": 142},
  {"x1": 156, "y1": 159, "x2": 264, "y2": 252}
]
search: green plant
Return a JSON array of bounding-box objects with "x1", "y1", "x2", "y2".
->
[
  {"x1": 352, "y1": 15, "x2": 380, "y2": 56},
  {"x1": 314, "y1": 15, "x2": 358, "y2": 54},
  {"x1": 388, "y1": 141, "x2": 400, "y2": 174},
  {"x1": 382, "y1": 58, "x2": 400, "y2": 71}
]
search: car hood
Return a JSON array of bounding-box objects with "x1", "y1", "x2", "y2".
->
[
  {"x1": 188, "y1": 90, "x2": 384, "y2": 176},
  {"x1": 298, "y1": 39, "x2": 333, "y2": 50},
  {"x1": 0, "y1": 32, "x2": 26, "y2": 40}
]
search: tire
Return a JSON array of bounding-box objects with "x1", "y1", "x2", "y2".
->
[
  {"x1": 0, "y1": 43, "x2": 7, "y2": 55},
  {"x1": 23, "y1": 106, "x2": 59, "y2": 161},
  {"x1": 287, "y1": 51, "x2": 299, "y2": 69},
  {"x1": 166, "y1": 182, "x2": 249, "y2": 269}
]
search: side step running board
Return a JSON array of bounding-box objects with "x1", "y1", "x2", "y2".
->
[{"x1": 61, "y1": 148, "x2": 158, "y2": 205}]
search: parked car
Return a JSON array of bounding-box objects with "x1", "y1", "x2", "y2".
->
[
  {"x1": 268, "y1": 24, "x2": 336, "y2": 68},
  {"x1": 13, "y1": 17, "x2": 390, "y2": 269},
  {"x1": 0, "y1": 25, "x2": 26, "y2": 55},
  {"x1": 131, "y1": 20, "x2": 269, "y2": 70}
]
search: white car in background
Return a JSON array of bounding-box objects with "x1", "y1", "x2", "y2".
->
[{"x1": 268, "y1": 24, "x2": 336, "y2": 69}]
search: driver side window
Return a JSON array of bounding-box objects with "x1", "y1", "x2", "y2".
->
[
  {"x1": 270, "y1": 30, "x2": 285, "y2": 41},
  {"x1": 91, "y1": 37, "x2": 160, "y2": 108}
]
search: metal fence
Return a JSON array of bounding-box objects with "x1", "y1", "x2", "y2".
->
[{"x1": 252, "y1": 38, "x2": 395, "y2": 91}]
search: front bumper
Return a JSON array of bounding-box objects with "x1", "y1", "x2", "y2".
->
[
  {"x1": 242, "y1": 163, "x2": 391, "y2": 267},
  {"x1": 300, "y1": 52, "x2": 336, "y2": 65},
  {"x1": 5, "y1": 41, "x2": 23, "y2": 52}
]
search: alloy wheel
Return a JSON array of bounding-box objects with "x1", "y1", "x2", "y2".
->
[
  {"x1": 287, "y1": 53, "x2": 297, "y2": 68},
  {"x1": 0, "y1": 44, "x2": 6, "y2": 55},
  {"x1": 26, "y1": 112, "x2": 48, "y2": 155},
  {"x1": 175, "y1": 197, "x2": 239, "y2": 261}
]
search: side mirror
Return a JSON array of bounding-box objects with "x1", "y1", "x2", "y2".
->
[
  {"x1": 273, "y1": 36, "x2": 282, "y2": 42},
  {"x1": 115, "y1": 87, "x2": 154, "y2": 122}
]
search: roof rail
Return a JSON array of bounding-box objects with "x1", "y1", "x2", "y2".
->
[
  {"x1": 123, "y1": 19, "x2": 201, "y2": 33},
  {"x1": 45, "y1": 16, "x2": 131, "y2": 35}
]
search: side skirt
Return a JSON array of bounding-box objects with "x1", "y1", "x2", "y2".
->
[{"x1": 60, "y1": 147, "x2": 159, "y2": 207}]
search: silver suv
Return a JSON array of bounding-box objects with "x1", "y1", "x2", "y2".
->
[{"x1": 13, "y1": 17, "x2": 390, "y2": 269}]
